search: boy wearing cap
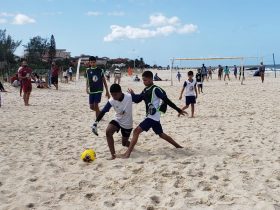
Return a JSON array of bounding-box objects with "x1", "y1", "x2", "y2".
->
[{"x1": 85, "y1": 56, "x2": 110, "y2": 118}]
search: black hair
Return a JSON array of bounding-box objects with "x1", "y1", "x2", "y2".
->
[
  {"x1": 142, "y1": 70, "x2": 153, "y2": 78},
  {"x1": 188, "y1": 71, "x2": 194, "y2": 76},
  {"x1": 89, "y1": 56, "x2": 96, "y2": 61},
  {"x1": 110, "y1": 83, "x2": 122, "y2": 93}
]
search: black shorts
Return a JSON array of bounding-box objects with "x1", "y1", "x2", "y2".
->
[
  {"x1": 51, "y1": 76, "x2": 58, "y2": 84},
  {"x1": 109, "y1": 120, "x2": 132, "y2": 138},
  {"x1": 185, "y1": 96, "x2": 196, "y2": 105}
]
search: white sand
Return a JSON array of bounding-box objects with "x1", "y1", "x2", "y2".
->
[{"x1": 0, "y1": 70, "x2": 279, "y2": 210}]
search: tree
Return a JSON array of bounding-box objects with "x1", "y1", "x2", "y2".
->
[
  {"x1": 24, "y1": 36, "x2": 49, "y2": 65},
  {"x1": 0, "y1": 29, "x2": 21, "y2": 64},
  {"x1": 48, "y1": 34, "x2": 56, "y2": 63}
]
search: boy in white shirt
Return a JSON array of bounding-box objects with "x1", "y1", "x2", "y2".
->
[
  {"x1": 92, "y1": 84, "x2": 135, "y2": 160},
  {"x1": 179, "y1": 71, "x2": 198, "y2": 118}
]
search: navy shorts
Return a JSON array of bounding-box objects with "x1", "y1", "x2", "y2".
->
[
  {"x1": 139, "y1": 118, "x2": 163, "y2": 135},
  {"x1": 51, "y1": 76, "x2": 58, "y2": 85},
  {"x1": 185, "y1": 96, "x2": 196, "y2": 105},
  {"x1": 89, "y1": 93, "x2": 102, "y2": 104},
  {"x1": 109, "y1": 120, "x2": 132, "y2": 138}
]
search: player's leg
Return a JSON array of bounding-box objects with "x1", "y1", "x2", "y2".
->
[
  {"x1": 121, "y1": 128, "x2": 132, "y2": 147},
  {"x1": 191, "y1": 103, "x2": 195, "y2": 117},
  {"x1": 119, "y1": 126, "x2": 143, "y2": 158},
  {"x1": 105, "y1": 122, "x2": 120, "y2": 160}
]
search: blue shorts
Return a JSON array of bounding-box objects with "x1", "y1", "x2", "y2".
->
[
  {"x1": 89, "y1": 93, "x2": 102, "y2": 104},
  {"x1": 139, "y1": 118, "x2": 163, "y2": 135},
  {"x1": 185, "y1": 96, "x2": 196, "y2": 105}
]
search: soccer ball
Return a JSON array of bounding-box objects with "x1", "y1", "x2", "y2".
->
[{"x1": 81, "y1": 149, "x2": 96, "y2": 162}]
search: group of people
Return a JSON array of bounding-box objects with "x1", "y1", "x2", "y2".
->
[
  {"x1": 85, "y1": 56, "x2": 196, "y2": 159},
  {"x1": 4, "y1": 59, "x2": 74, "y2": 106},
  {"x1": 85, "y1": 60, "x2": 267, "y2": 159}
]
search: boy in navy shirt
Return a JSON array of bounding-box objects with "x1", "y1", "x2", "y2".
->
[{"x1": 85, "y1": 56, "x2": 110, "y2": 117}]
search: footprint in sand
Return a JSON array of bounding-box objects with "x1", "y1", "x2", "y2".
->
[
  {"x1": 150, "y1": 195, "x2": 160, "y2": 204},
  {"x1": 104, "y1": 200, "x2": 115, "y2": 207},
  {"x1": 26, "y1": 203, "x2": 35, "y2": 208}
]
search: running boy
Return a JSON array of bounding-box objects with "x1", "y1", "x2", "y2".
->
[
  {"x1": 179, "y1": 71, "x2": 198, "y2": 118},
  {"x1": 91, "y1": 84, "x2": 137, "y2": 160},
  {"x1": 85, "y1": 56, "x2": 110, "y2": 118},
  {"x1": 196, "y1": 68, "x2": 203, "y2": 94},
  {"x1": 117, "y1": 70, "x2": 187, "y2": 159}
]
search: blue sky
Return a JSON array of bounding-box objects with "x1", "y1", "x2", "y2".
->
[{"x1": 1, "y1": 0, "x2": 280, "y2": 66}]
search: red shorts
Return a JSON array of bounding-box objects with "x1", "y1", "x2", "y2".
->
[{"x1": 22, "y1": 83, "x2": 32, "y2": 93}]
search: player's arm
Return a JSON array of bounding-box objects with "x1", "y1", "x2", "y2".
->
[
  {"x1": 96, "y1": 101, "x2": 112, "y2": 122},
  {"x1": 195, "y1": 83, "x2": 198, "y2": 98},
  {"x1": 85, "y1": 71, "x2": 89, "y2": 94},
  {"x1": 155, "y1": 88, "x2": 183, "y2": 114},
  {"x1": 179, "y1": 82, "x2": 186, "y2": 100},
  {"x1": 129, "y1": 89, "x2": 144, "y2": 103},
  {"x1": 91, "y1": 102, "x2": 112, "y2": 135},
  {"x1": 102, "y1": 74, "x2": 110, "y2": 99}
]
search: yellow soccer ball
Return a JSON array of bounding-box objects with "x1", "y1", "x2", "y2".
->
[{"x1": 81, "y1": 149, "x2": 96, "y2": 162}]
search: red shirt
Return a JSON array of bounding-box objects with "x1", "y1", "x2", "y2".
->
[
  {"x1": 52, "y1": 66, "x2": 59, "y2": 77},
  {"x1": 19, "y1": 66, "x2": 32, "y2": 86}
]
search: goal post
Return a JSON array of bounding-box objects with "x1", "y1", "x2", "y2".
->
[{"x1": 169, "y1": 56, "x2": 259, "y2": 85}]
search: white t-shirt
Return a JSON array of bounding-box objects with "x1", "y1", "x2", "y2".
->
[
  {"x1": 184, "y1": 80, "x2": 197, "y2": 96},
  {"x1": 109, "y1": 93, "x2": 133, "y2": 129}
]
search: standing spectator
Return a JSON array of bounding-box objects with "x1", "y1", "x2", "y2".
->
[
  {"x1": 196, "y1": 68, "x2": 203, "y2": 94},
  {"x1": 63, "y1": 69, "x2": 68, "y2": 83},
  {"x1": 218, "y1": 65, "x2": 223, "y2": 80},
  {"x1": 224, "y1": 66, "x2": 230, "y2": 81},
  {"x1": 68, "y1": 64, "x2": 73, "y2": 81},
  {"x1": 51, "y1": 62, "x2": 59, "y2": 90},
  {"x1": 233, "y1": 65, "x2": 238, "y2": 79},
  {"x1": 207, "y1": 66, "x2": 213, "y2": 80},
  {"x1": 18, "y1": 59, "x2": 34, "y2": 106},
  {"x1": 259, "y1": 62, "x2": 265, "y2": 83},
  {"x1": 239, "y1": 66, "x2": 245, "y2": 81},
  {"x1": 114, "y1": 68, "x2": 121, "y2": 84},
  {"x1": 201, "y1": 64, "x2": 208, "y2": 82},
  {"x1": 176, "y1": 71, "x2": 182, "y2": 82}
]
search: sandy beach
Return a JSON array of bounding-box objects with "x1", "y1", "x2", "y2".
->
[{"x1": 0, "y1": 70, "x2": 279, "y2": 210}]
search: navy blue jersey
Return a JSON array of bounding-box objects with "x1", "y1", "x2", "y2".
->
[{"x1": 85, "y1": 67, "x2": 104, "y2": 94}]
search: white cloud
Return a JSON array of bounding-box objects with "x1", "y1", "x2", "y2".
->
[
  {"x1": 12, "y1": 14, "x2": 36, "y2": 25},
  {"x1": 104, "y1": 14, "x2": 198, "y2": 42},
  {"x1": 143, "y1": 14, "x2": 180, "y2": 27},
  {"x1": 108, "y1": 11, "x2": 125, "y2": 16},
  {"x1": 0, "y1": 12, "x2": 14, "y2": 17},
  {"x1": 177, "y1": 24, "x2": 198, "y2": 34},
  {"x1": 86, "y1": 11, "x2": 102, "y2": 16},
  {"x1": 0, "y1": 18, "x2": 7, "y2": 24}
]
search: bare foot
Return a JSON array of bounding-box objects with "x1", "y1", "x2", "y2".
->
[
  {"x1": 176, "y1": 145, "x2": 184, "y2": 148},
  {"x1": 107, "y1": 155, "x2": 116, "y2": 160},
  {"x1": 116, "y1": 153, "x2": 130, "y2": 159}
]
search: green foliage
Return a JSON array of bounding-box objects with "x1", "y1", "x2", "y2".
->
[
  {"x1": 0, "y1": 29, "x2": 21, "y2": 64},
  {"x1": 48, "y1": 34, "x2": 56, "y2": 63},
  {"x1": 23, "y1": 36, "x2": 49, "y2": 65}
]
